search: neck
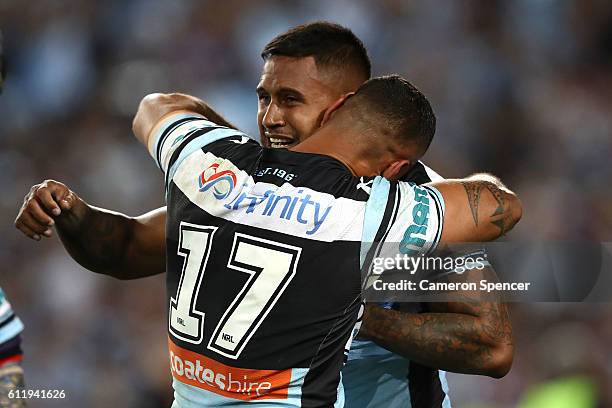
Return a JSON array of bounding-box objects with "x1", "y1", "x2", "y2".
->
[{"x1": 290, "y1": 127, "x2": 380, "y2": 176}]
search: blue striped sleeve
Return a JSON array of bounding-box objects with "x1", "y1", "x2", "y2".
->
[
  {"x1": 0, "y1": 289, "x2": 23, "y2": 345},
  {"x1": 148, "y1": 113, "x2": 250, "y2": 190}
]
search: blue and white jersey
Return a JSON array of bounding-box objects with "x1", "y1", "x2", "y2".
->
[
  {"x1": 0, "y1": 288, "x2": 24, "y2": 365},
  {"x1": 342, "y1": 162, "x2": 452, "y2": 408}
]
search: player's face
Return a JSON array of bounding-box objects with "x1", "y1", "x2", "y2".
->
[{"x1": 257, "y1": 56, "x2": 344, "y2": 148}]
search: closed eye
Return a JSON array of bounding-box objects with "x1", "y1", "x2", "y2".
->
[
  {"x1": 281, "y1": 93, "x2": 303, "y2": 105},
  {"x1": 257, "y1": 92, "x2": 271, "y2": 104}
]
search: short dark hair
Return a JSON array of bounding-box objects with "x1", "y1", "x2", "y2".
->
[
  {"x1": 347, "y1": 75, "x2": 436, "y2": 156},
  {"x1": 261, "y1": 21, "x2": 371, "y2": 81}
]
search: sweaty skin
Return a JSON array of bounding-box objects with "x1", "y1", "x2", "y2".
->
[{"x1": 15, "y1": 63, "x2": 517, "y2": 377}]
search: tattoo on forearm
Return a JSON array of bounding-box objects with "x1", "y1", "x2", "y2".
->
[
  {"x1": 487, "y1": 185, "x2": 507, "y2": 235},
  {"x1": 83, "y1": 213, "x2": 127, "y2": 266},
  {"x1": 463, "y1": 182, "x2": 508, "y2": 234},
  {"x1": 59, "y1": 210, "x2": 132, "y2": 272},
  {"x1": 463, "y1": 183, "x2": 482, "y2": 226},
  {"x1": 363, "y1": 300, "x2": 513, "y2": 374}
]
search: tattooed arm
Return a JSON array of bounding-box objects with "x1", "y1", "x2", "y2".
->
[
  {"x1": 355, "y1": 174, "x2": 518, "y2": 376},
  {"x1": 15, "y1": 96, "x2": 236, "y2": 278},
  {"x1": 15, "y1": 180, "x2": 166, "y2": 279},
  {"x1": 360, "y1": 265, "x2": 514, "y2": 377},
  {"x1": 429, "y1": 173, "x2": 522, "y2": 242},
  {"x1": 360, "y1": 296, "x2": 513, "y2": 376}
]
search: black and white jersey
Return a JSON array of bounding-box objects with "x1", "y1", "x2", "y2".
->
[{"x1": 149, "y1": 113, "x2": 445, "y2": 407}]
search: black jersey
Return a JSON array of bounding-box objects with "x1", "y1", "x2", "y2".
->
[{"x1": 149, "y1": 113, "x2": 445, "y2": 407}]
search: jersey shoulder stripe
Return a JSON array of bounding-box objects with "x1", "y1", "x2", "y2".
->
[
  {"x1": 360, "y1": 177, "x2": 391, "y2": 266},
  {"x1": 155, "y1": 115, "x2": 202, "y2": 167},
  {"x1": 152, "y1": 113, "x2": 204, "y2": 169},
  {"x1": 149, "y1": 113, "x2": 250, "y2": 180},
  {"x1": 165, "y1": 127, "x2": 251, "y2": 189}
]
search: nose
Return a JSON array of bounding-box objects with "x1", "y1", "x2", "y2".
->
[{"x1": 262, "y1": 102, "x2": 285, "y2": 130}]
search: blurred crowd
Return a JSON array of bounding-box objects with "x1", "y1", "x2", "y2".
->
[{"x1": 1, "y1": 0, "x2": 611, "y2": 406}]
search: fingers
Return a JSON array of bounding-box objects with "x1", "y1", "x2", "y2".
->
[
  {"x1": 26, "y1": 198, "x2": 55, "y2": 227},
  {"x1": 15, "y1": 179, "x2": 73, "y2": 241},
  {"x1": 15, "y1": 221, "x2": 41, "y2": 241},
  {"x1": 58, "y1": 190, "x2": 75, "y2": 211},
  {"x1": 15, "y1": 210, "x2": 53, "y2": 240},
  {"x1": 36, "y1": 186, "x2": 62, "y2": 216}
]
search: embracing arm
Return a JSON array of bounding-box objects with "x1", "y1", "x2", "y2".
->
[
  {"x1": 15, "y1": 94, "x2": 233, "y2": 278},
  {"x1": 431, "y1": 173, "x2": 522, "y2": 243},
  {"x1": 132, "y1": 92, "x2": 236, "y2": 148},
  {"x1": 14, "y1": 180, "x2": 166, "y2": 280},
  {"x1": 359, "y1": 267, "x2": 513, "y2": 378},
  {"x1": 358, "y1": 173, "x2": 519, "y2": 377}
]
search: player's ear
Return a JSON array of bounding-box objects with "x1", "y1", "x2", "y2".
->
[
  {"x1": 320, "y1": 92, "x2": 355, "y2": 127},
  {"x1": 382, "y1": 159, "x2": 412, "y2": 181}
]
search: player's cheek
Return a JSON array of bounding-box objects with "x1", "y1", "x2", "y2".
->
[
  {"x1": 288, "y1": 113, "x2": 309, "y2": 143},
  {"x1": 257, "y1": 114, "x2": 269, "y2": 147},
  {"x1": 300, "y1": 118, "x2": 320, "y2": 143},
  {"x1": 307, "y1": 106, "x2": 327, "y2": 141}
]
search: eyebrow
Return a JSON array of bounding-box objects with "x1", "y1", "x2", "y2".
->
[
  {"x1": 279, "y1": 87, "x2": 304, "y2": 98},
  {"x1": 256, "y1": 86, "x2": 305, "y2": 98}
]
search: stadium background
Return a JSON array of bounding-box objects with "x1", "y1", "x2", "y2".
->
[{"x1": 1, "y1": 0, "x2": 611, "y2": 406}]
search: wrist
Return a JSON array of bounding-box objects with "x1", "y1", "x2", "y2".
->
[{"x1": 55, "y1": 194, "x2": 91, "y2": 234}]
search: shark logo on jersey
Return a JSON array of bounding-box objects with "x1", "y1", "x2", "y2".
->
[{"x1": 198, "y1": 163, "x2": 237, "y2": 200}]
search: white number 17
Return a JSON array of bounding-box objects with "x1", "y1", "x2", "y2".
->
[{"x1": 169, "y1": 222, "x2": 301, "y2": 359}]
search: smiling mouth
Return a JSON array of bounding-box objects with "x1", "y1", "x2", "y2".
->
[{"x1": 267, "y1": 135, "x2": 296, "y2": 148}]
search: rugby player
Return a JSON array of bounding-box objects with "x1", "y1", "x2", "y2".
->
[
  {"x1": 15, "y1": 23, "x2": 513, "y2": 407},
  {"x1": 128, "y1": 74, "x2": 519, "y2": 406}
]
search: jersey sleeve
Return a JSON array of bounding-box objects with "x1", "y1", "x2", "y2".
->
[
  {"x1": 0, "y1": 288, "x2": 23, "y2": 360},
  {"x1": 361, "y1": 176, "x2": 445, "y2": 259},
  {"x1": 148, "y1": 112, "x2": 250, "y2": 184}
]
